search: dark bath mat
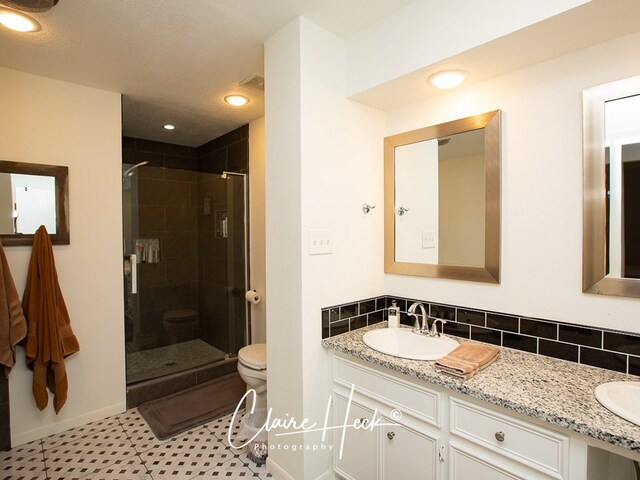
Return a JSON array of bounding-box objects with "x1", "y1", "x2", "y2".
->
[{"x1": 138, "y1": 372, "x2": 246, "y2": 440}]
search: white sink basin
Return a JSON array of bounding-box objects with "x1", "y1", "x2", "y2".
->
[
  {"x1": 595, "y1": 382, "x2": 640, "y2": 426},
  {"x1": 362, "y1": 327, "x2": 458, "y2": 361}
]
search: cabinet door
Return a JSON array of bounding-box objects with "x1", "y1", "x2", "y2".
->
[
  {"x1": 450, "y1": 444, "x2": 534, "y2": 480},
  {"x1": 333, "y1": 395, "x2": 378, "y2": 480},
  {"x1": 382, "y1": 421, "x2": 438, "y2": 480}
]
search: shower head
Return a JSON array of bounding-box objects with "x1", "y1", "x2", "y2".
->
[{"x1": 122, "y1": 161, "x2": 150, "y2": 180}]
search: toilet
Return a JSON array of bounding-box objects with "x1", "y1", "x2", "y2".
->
[
  {"x1": 162, "y1": 309, "x2": 199, "y2": 344},
  {"x1": 237, "y1": 343, "x2": 267, "y2": 408}
]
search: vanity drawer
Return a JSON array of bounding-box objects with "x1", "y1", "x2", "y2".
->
[
  {"x1": 333, "y1": 356, "x2": 440, "y2": 427},
  {"x1": 449, "y1": 397, "x2": 568, "y2": 479}
]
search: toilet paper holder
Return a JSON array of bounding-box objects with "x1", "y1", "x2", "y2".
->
[{"x1": 245, "y1": 289, "x2": 262, "y2": 305}]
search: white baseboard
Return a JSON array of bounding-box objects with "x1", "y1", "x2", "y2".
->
[
  {"x1": 11, "y1": 402, "x2": 126, "y2": 447},
  {"x1": 266, "y1": 458, "x2": 334, "y2": 480},
  {"x1": 314, "y1": 469, "x2": 335, "y2": 480},
  {"x1": 266, "y1": 457, "x2": 296, "y2": 480}
]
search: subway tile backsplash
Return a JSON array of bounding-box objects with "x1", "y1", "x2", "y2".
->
[{"x1": 321, "y1": 295, "x2": 640, "y2": 376}]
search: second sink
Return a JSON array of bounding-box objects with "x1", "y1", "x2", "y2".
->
[
  {"x1": 362, "y1": 327, "x2": 458, "y2": 361},
  {"x1": 595, "y1": 381, "x2": 640, "y2": 427}
]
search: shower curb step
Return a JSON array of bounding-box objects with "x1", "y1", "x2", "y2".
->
[{"x1": 126, "y1": 357, "x2": 238, "y2": 409}]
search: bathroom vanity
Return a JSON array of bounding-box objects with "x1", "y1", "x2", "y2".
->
[{"x1": 323, "y1": 324, "x2": 640, "y2": 480}]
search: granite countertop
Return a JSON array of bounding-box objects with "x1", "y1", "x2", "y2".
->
[{"x1": 322, "y1": 322, "x2": 640, "y2": 453}]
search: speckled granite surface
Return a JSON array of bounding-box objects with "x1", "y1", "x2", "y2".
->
[{"x1": 322, "y1": 323, "x2": 640, "y2": 452}]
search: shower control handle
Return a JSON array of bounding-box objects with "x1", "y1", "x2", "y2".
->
[{"x1": 130, "y1": 254, "x2": 137, "y2": 295}]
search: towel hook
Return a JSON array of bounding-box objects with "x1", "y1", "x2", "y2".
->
[{"x1": 362, "y1": 203, "x2": 376, "y2": 214}]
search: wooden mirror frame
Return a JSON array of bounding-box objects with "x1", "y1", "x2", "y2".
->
[
  {"x1": 583, "y1": 75, "x2": 640, "y2": 297},
  {"x1": 384, "y1": 110, "x2": 501, "y2": 283},
  {"x1": 0, "y1": 160, "x2": 69, "y2": 246}
]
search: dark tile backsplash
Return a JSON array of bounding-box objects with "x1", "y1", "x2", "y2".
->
[
  {"x1": 457, "y1": 309, "x2": 486, "y2": 327},
  {"x1": 559, "y1": 325, "x2": 602, "y2": 348},
  {"x1": 487, "y1": 313, "x2": 519, "y2": 333},
  {"x1": 322, "y1": 295, "x2": 640, "y2": 376}
]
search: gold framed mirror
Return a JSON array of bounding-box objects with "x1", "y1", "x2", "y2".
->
[
  {"x1": 384, "y1": 110, "x2": 501, "y2": 283},
  {"x1": 583, "y1": 75, "x2": 640, "y2": 297},
  {"x1": 0, "y1": 160, "x2": 69, "y2": 246}
]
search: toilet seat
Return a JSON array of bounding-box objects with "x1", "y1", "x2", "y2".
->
[
  {"x1": 238, "y1": 343, "x2": 266, "y2": 371},
  {"x1": 162, "y1": 309, "x2": 198, "y2": 323}
]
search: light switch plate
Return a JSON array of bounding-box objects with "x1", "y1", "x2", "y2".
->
[
  {"x1": 422, "y1": 231, "x2": 436, "y2": 249},
  {"x1": 308, "y1": 230, "x2": 334, "y2": 255}
]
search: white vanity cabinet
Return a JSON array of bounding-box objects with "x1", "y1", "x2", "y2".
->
[
  {"x1": 448, "y1": 397, "x2": 568, "y2": 480},
  {"x1": 333, "y1": 394, "x2": 379, "y2": 480},
  {"x1": 381, "y1": 420, "x2": 439, "y2": 480},
  {"x1": 332, "y1": 355, "x2": 443, "y2": 480},
  {"x1": 329, "y1": 353, "x2": 640, "y2": 480}
]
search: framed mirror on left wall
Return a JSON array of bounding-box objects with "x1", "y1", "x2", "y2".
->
[{"x1": 0, "y1": 160, "x2": 69, "y2": 246}]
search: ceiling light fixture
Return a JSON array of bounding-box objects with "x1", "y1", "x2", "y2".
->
[
  {"x1": 224, "y1": 94, "x2": 250, "y2": 107},
  {"x1": 0, "y1": 8, "x2": 41, "y2": 32},
  {"x1": 163, "y1": 124, "x2": 175, "y2": 130},
  {"x1": 427, "y1": 70, "x2": 468, "y2": 89}
]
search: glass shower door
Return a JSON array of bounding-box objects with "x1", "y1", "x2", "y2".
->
[{"x1": 122, "y1": 164, "x2": 248, "y2": 386}]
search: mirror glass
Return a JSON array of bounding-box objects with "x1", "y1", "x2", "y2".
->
[
  {"x1": 0, "y1": 160, "x2": 69, "y2": 246},
  {"x1": 583, "y1": 74, "x2": 640, "y2": 297},
  {"x1": 0, "y1": 173, "x2": 57, "y2": 235},
  {"x1": 385, "y1": 110, "x2": 501, "y2": 283},
  {"x1": 394, "y1": 129, "x2": 485, "y2": 267},
  {"x1": 604, "y1": 94, "x2": 640, "y2": 279}
]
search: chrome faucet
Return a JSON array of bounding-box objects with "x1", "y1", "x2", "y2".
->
[
  {"x1": 407, "y1": 302, "x2": 428, "y2": 334},
  {"x1": 408, "y1": 302, "x2": 448, "y2": 337}
]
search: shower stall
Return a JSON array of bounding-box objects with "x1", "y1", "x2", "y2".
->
[{"x1": 121, "y1": 133, "x2": 249, "y2": 403}]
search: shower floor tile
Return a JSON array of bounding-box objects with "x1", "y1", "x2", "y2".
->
[
  {"x1": 1, "y1": 410, "x2": 271, "y2": 479},
  {"x1": 126, "y1": 339, "x2": 226, "y2": 384}
]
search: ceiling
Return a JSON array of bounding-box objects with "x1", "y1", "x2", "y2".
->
[{"x1": 0, "y1": 0, "x2": 415, "y2": 146}]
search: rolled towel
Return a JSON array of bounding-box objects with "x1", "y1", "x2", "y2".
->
[{"x1": 435, "y1": 342, "x2": 500, "y2": 380}]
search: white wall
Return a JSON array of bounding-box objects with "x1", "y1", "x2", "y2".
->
[
  {"x1": 0, "y1": 67, "x2": 125, "y2": 445},
  {"x1": 265, "y1": 17, "x2": 385, "y2": 480},
  {"x1": 264, "y1": 18, "x2": 305, "y2": 480},
  {"x1": 385, "y1": 30, "x2": 640, "y2": 332},
  {"x1": 249, "y1": 116, "x2": 266, "y2": 344},
  {"x1": 345, "y1": 0, "x2": 590, "y2": 96},
  {"x1": 395, "y1": 139, "x2": 439, "y2": 264}
]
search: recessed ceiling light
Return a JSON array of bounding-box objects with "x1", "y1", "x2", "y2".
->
[
  {"x1": 224, "y1": 94, "x2": 250, "y2": 107},
  {"x1": 427, "y1": 70, "x2": 468, "y2": 89},
  {"x1": 0, "y1": 9, "x2": 41, "y2": 32},
  {"x1": 163, "y1": 124, "x2": 175, "y2": 130}
]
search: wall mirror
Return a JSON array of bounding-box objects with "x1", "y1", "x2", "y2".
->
[
  {"x1": 0, "y1": 160, "x2": 69, "y2": 246},
  {"x1": 384, "y1": 110, "x2": 501, "y2": 283},
  {"x1": 583, "y1": 75, "x2": 640, "y2": 297}
]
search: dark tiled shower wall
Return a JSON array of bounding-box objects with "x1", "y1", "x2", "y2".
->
[
  {"x1": 197, "y1": 125, "x2": 249, "y2": 354},
  {"x1": 322, "y1": 295, "x2": 640, "y2": 376},
  {"x1": 197, "y1": 124, "x2": 249, "y2": 175}
]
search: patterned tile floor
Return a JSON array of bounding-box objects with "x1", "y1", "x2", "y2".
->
[{"x1": 0, "y1": 409, "x2": 272, "y2": 480}]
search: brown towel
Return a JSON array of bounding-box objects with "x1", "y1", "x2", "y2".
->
[
  {"x1": 435, "y1": 342, "x2": 500, "y2": 380},
  {"x1": 22, "y1": 226, "x2": 79, "y2": 413},
  {"x1": 0, "y1": 241, "x2": 27, "y2": 378}
]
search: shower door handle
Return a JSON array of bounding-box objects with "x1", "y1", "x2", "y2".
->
[{"x1": 130, "y1": 254, "x2": 138, "y2": 294}]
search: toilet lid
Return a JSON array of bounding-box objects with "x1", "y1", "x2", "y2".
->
[{"x1": 238, "y1": 343, "x2": 266, "y2": 370}]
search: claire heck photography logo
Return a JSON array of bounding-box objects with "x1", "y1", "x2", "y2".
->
[{"x1": 226, "y1": 384, "x2": 402, "y2": 458}]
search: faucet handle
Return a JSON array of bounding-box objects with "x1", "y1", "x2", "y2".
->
[{"x1": 428, "y1": 317, "x2": 447, "y2": 336}]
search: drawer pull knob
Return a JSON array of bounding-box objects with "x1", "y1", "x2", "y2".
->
[
  {"x1": 495, "y1": 431, "x2": 505, "y2": 442},
  {"x1": 387, "y1": 431, "x2": 395, "y2": 440}
]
